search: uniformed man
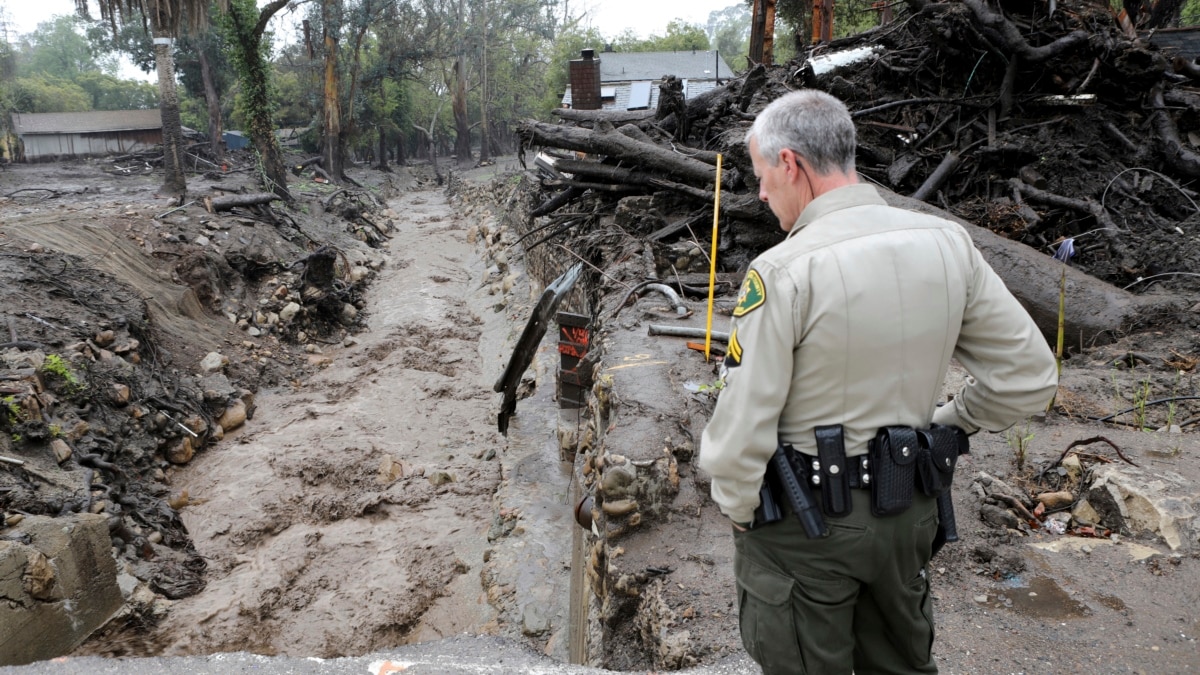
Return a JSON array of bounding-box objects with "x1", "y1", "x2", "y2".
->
[{"x1": 698, "y1": 90, "x2": 1059, "y2": 674}]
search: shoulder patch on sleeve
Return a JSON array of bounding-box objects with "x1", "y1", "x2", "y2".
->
[
  {"x1": 725, "y1": 328, "x2": 742, "y2": 367},
  {"x1": 733, "y1": 269, "x2": 766, "y2": 317}
]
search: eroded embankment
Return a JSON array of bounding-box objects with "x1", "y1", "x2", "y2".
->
[{"x1": 459, "y1": 172, "x2": 746, "y2": 670}]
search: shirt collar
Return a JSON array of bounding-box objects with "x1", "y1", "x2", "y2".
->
[{"x1": 785, "y1": 183, "x2": 886, "y2": 240}]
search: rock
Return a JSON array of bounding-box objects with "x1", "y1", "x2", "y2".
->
[
  {"x1": 112, "y1": 338, "x2": 139, "y2": 355},
  {"x1": 1035, "y1": 491, "x2": 1075, "y2": 510},
  {"x1": 980, "y1": 504, "x2": 1022, "y2": 530},
  {"x1": 50, "y1": 439, "x2": 72, "y2": 464},
  {"x1": 199, "y1": 373, "x2": 237, "y2": 400},
  {"x1": 93, "y1": 330, "x2": 115, "y2": 347},
  {"x1": 974, "y1": 595, "x2": 989, "y2": 603},
  {"x1": 110, "y1": 383, "x2": 131, "y2": 406},
  {"x1": 340, "y1": 303, "x2": 358, "y2": 324},
  {"x1": 166, "y1": 437, "x2": 195, "y2": 465},
  {"x1": 1061, "y1": 454, "x2": 1083, "y2": 482},
  {"x1": 279, "y1": 302, "x2": 302, "y2": 323},
  {"x1": 1082, "y1": 464, "x2": 1198, "y2": 550},
  {"x1": 194, "y1": 235, "x2": 210, "y2": 247},
  {"x1": 350, "y1": 266, "x2": 370, "y2": 283},
  {"x1": 602, "y1": 499, "x2": 639, "y2": 516},
  {"x1": 247, "y1": 326, "x2": 262, "y2": 337},
  {"x1": 199, "y1": 352, "x2": 228, "y2": 374},
  {"x1": 0, "y1": 514, "x2": 122, "y2": 664},
  {"x1": 1073, "y1": 498, "x2": 1101, "y2": 525},
  {"x1": 521, "y1": 603, "x2": 551, "y2": 637},
  {"x1": 600, "y1": 465, "x2": 636, "y2": 499},
  {"x1": 218, "y1": 400, "x2": 247, "y2": 432},
  {"x1": 429, "y1": 471, "x2": 455, "y2": 486}
]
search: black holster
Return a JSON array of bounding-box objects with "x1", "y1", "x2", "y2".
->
[
  {"x1": 751, "y1": 444, "x2": 828, "y2": 538},
  {"x1": 918, "y1": 424, "x2": 969, "y2": 554}
]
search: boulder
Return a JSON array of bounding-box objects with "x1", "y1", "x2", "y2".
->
[
  {"x1": 1077, "y1": 465, "x2": 1198, "y2": 551},
  {"x1": 0, "y1": 514, "x2": 123, "y2": 665}
]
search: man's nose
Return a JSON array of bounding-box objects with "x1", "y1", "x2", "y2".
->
[{"x1": 759, "y1": 188, "x2": 768, "y2": 203}]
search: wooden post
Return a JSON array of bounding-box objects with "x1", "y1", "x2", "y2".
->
[{"x1": 749, "y1": 0, "x2": 775, "y2": 66}]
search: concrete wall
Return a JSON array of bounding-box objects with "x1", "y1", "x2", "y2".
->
[{"x1": 0, "y1": 513, "x2": 123, "y2": 666}]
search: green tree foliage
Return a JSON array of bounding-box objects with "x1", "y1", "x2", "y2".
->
[
  {"x1": 11, "y1": 75, "x2": 92, "y2": 112},
  {"x1": 5, "y1": 14, "x2": 160, "y2": 114},
  {"x1": 76, "y1": 71, "x2": 159, "y2": 109},
  {"x1": 623, "y1": 20, "x2": 711, "y2": 52},
  {"x1": 708, "y1": 4, "x2": 751, "y2": 68},
  {"x1": 16, "y1": 15, "x2": 113, "y2": 79},
  {"x1": 541, "y1": 25, "x2": 606, "y2": 113}
]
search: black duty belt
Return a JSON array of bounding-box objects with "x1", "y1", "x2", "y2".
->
[{"x1": 787, "y1": 446, "x2": 871, "y2": 489}]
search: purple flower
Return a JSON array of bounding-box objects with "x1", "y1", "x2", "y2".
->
[{"x1": 1053, "y1": 238, "x2": 1075, "y2": 263}]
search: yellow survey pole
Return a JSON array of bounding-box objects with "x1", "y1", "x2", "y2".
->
[{"x1": 705, "y1": 155, "x2": 723, "y2": 361}]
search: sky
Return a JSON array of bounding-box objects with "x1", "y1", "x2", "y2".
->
[
  {"x1": 580, "y1": 0, "x2": 740, "y2": 38},
  {"x1": 3, "y1": 0, "x2": 741, "y2": 42}
]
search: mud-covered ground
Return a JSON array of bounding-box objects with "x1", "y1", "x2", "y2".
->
[{"x1": 1, "y1": 155, "x2": 1199, "y2": 673}]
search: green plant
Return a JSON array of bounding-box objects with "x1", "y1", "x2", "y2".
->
[
  {"x1": 1133, "y1": 375, "x2": 1153, "y2": 430},
  {"x1": 1005, "y1": 423, "x2": 1035, "y2": 472},
  {"x1": 2, "y1": 395, "x2": 19, "y2": 426},
  {"x1": 39, "y1": 354, "x2": 86, "y2": 395},
  {"x1": 1166, "y1": 370, "x2": 1183, "y2": 428},
  {"x1": 1110, "y1": 366, "x2": 1123, "y2": 416}
]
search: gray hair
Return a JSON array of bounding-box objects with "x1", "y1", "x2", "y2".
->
[{"x1": 746, "y1": 90, "x2": 857, "y2": 175}]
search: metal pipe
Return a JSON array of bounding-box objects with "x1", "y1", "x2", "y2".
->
[
  {"x1": 642, "y1": 283, "x2": 688, "y2": 317},
  {"x1": 648, "y1": 324, "x2": 730, "y2": 343}
]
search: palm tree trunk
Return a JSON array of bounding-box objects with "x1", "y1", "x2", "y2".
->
[{"x1": 152, "y1": 23, "x2": 187, "y2": 198}]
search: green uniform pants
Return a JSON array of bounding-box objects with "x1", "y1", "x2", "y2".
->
[{"x1": 733, "y1": 488, "x2": 939, "y2": 675}]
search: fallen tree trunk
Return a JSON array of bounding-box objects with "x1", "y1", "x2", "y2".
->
[
  {"x1": 552, "y1": 108, "x2": 656, "y2": 125},
  {"x1": 881, "y1": 189, "x2": 1180, "y2": 346},
  {"x1": 204, "y1": 192, "x2": 281, "y2": 213},
  {"x1": 519, "y1": 120, "x2": 727, "y2": 189},
  {"x1": 553, "y1": 159, "x2": 766, "y2": 220}
]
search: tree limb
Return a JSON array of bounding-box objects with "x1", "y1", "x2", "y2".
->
[{"x1": 961, "y1": 0, "x2": 1089, "y2": 64}]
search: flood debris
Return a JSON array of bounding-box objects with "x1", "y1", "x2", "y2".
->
[{"x1": 519, "y1": 0, "x2": 1200, "y2": 349}]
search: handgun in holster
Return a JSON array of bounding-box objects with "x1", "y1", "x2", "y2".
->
[
  {"x1": 752, "y1": 444, "x2": 828, "y2": 538},
  {"x1": 918, "y1": 425, "x2": 970, "y2": 556}
]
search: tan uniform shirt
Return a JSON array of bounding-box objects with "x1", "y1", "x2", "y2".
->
[{"x1": 699, "y1": 184, "x2": 1058, "y2": 524}]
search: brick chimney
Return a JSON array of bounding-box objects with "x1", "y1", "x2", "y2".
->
[{"x1": 569, "y1": 49, "x2": 601, "y2": 110}]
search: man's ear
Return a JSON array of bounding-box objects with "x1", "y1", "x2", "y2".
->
[{"x1": 778, "y1": 148, "x2": 800, "y2": 180}]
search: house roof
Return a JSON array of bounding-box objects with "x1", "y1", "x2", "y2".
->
[
  {"x1": 1145, "y1": 27, "x2": 1200, "y2": 58},
  {"x1": 594, "y1": 51, "x2": 734, "y2": 82},
  {"x1": 562, "y1": 79, "x2": 724, "y2": 111},
  {"x1": 11, "y1": 109, "x2": 162, "y2": 135}
]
